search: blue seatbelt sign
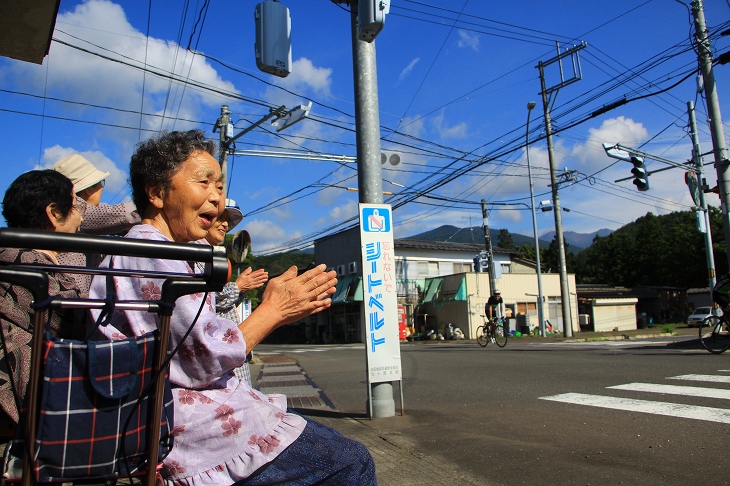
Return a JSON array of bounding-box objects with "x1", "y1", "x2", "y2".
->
[{"x1": 359, "y1": 204, "x2": 402, "y2": 383}]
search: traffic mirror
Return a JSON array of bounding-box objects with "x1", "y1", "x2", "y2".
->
[{"x1": 229, "y1": 230, "x2": 251, "y2": 263}]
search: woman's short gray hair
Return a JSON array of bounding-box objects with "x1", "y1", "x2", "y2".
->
[{"x1": 129, "y1": 130, "x2": 217, "y2": 217}]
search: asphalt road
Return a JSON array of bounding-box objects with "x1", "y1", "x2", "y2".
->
[{"x1": 256, "y1": 336, "x2": 730, "y2": 485}]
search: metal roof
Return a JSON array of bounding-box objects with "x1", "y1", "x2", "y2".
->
[
  {"x1": 394, "y1": 238, "x2": 513, "y2": 255},
  {"x1": 0, "y1": 1, "x2": 60, "y2": 64}
]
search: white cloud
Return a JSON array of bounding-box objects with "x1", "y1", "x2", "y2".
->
[
  {"x1": 494, "y1": 207, "x2": 524, "y2": 224},
  {"x1": 6, "y1": 0, "x2": 236, "y2": 136},
  {"x1": 398, "y1": 58, "x2": 420, "y2": 82},
  {"x1": 571, "y1": 116, "x2": 649, "y2": 172},
  {"x1": 316, "y1": 185, "x2": 349, "y2": 206},
  {"x1": 328, "y1": 200, "x2": 358, "y2": 220},
  {"x1": 397, "y1": 115, "x2": 425, "y2": 138},
  {"x1": 261, "y1": 57, "x2": 333, "y2": 107},
  {"x1": 245, "y1": 219, "x2": 301, "y2": 252},
  {"x1": 457, "y1": 30, "x2": 480, "y2": 51},
  {"x1": 432, "y1": 111, "x2": 468, "y2": 139}
]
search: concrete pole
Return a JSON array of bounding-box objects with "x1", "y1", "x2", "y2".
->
[
  {"x1": 688, "y1": 100, "x2": 717, "y2": 293},
  {"x1": 349, "y1": 4, "x2": 394, "y2": 418},
  {"x1": 481, "y1": 200, "x2": 497, "y2": 294},
  {"x1": 692, "y1": 0, "x2": 730, "y2": 267},
  {"x1": 526, "y1": 101, "x2": 546, "y2": 336},
  {"x1": 218, "y1": 105, "x2": 231, "y2": 194},
  {"x1": 538, "y1": 62, "x2": 573, "y2": 337}
]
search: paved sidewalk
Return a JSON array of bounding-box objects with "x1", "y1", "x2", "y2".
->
[{"x1": 253, "y1": 353, "x2": 486, "y2": 485}]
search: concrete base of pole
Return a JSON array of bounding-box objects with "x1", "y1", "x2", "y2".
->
[{"x1": 369, "y1": 382, "x2": 395, "y2": 418}]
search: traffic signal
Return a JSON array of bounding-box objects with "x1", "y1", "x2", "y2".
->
[
  {"x1": 630, "y1": 155, "x2": 649, "y2": 191},
  {"x1": 473, "y1": 256, "x2": 481, "y2": 272},
  {"x1": 479, "y1": 251, "x2": 489, "y2": 272}
]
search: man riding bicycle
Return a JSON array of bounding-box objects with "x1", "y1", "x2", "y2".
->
[
  {"x1": 485, "y1": 289, "x2": 505, "y2": 322},
  {"x1": 712, "y1": 274, "x2": 730, "y2": 314}
]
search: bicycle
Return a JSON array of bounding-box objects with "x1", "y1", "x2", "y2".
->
[
  {"x1": 476, "y1": 315, "x2": 508, "y2": 348},
  {"x1": 699, "y1": 312, "x2": 730, "y2": 354}
]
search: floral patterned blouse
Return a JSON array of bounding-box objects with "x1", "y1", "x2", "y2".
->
[{"x1": 88, "y1": 225, "x2": 305, "y2": 485}]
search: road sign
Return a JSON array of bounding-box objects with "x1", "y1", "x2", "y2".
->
[{"x1": 359, "y1": 204, "x2": 402, "y2": 383}]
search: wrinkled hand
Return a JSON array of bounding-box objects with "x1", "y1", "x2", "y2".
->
[
  {"x1": 260, "y1": 264, "x2": 337, "y2": 326},
  {"x1": 235, "y1": 267, "x2": 268, "y2": 292}
]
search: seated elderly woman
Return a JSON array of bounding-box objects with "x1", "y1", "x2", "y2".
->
[
  {"x1": 0, "y1": 170, "x2": 85, "y2": 426},
  {"x1": 88, "y1": 130, "x2": 376, "y2": 485}
]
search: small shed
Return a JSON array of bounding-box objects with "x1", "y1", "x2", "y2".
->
[{"x1": 591, "y1": 298, "x2": 639, "y2": 332}]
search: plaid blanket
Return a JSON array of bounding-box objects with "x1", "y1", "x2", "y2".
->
[{"x1": 9, "y1": 330, "x2": 174, "y2": 482}]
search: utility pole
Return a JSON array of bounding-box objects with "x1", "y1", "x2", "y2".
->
[
  {"x1": 688, "y1": 100, "x2": 717, "y2": 293},
  {"x1": 481, "y1": 199, "x2": 497, "y2": 293},
  {"x1": 535, "y1": 41, "x2": 585, "y2": 337},
  {"x1": 215, "y1": 104, "x2": 306, "y2": 193},
  {"x1": 526, "y1": 101, "x2": 546, "y2": 336},
  {"x1": 347, "y1": 1, "x2": 395, "y2": 419},
  {"x1": 217, "y1": 105, "x2": 231, "y2": 193},
  {"x1": 692, "y1": 0, "x2": 730, "y2": 266}
]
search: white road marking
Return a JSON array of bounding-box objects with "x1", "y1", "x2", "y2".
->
[
  {"x1": 258, "y1": 345, "x2": 364, "y2": 354},
  {"x1": 544, "y1": 340, "x2": 667, "y2": 346},
  {"x1": 668, "y1": 374, "x2": 730, "y2": 384},
  {"x1": 539, "y1": 393, "x2": 730, "y2": 423},
  {"x1": 609, "y1": 382, "x2": 730, "y2": 400}
]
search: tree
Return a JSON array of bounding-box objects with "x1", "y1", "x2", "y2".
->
[
  {"x1": 573, "y1": 208, "x2": 727, "y2": 288},
  {"x1": 497, "y1": 228, "x2": 515, "y2": 250},
  {"x1": 518, "y1": 243, "x2": 536, "y2": 261},
  {"x1": 543, "y1": 235, "x2": 573, "y2": 274}
]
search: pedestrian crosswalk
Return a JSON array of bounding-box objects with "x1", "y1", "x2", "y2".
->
[
  {"x1": 258, "y1": 344, "x2": 364, "y2": 354},
  {"x1": 539, "y1": 370, "x2": 730, "y2": 424}
]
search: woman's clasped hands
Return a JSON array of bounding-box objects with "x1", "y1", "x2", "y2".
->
[{"x1": 260, "y1": 264, "x2": 338, "y2": 326}]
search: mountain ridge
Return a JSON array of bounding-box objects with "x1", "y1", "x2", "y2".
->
[{"x1": 403, "y1": 225, "x2": 613, "y2": 252}]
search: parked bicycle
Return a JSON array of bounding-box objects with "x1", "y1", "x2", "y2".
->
[
  {"x1": 477, "y1": 315, "x2": 508, "y2": 348},
  {"x1": 699, "y1": 312, "x2": 730, "y2": 354}
]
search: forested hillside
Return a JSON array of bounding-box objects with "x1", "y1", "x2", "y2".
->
[
  {"x1": 572, "y1": 208, "x2": 726, "y2": 288},
  {"x1": 251, "y1": 252, "x2": 315, "y2": 277}
]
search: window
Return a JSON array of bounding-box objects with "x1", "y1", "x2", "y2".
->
[
  {"x1": 429, "y1": 261, "x2": 439, "y2": 275},
  {"x1": 395, "y1": 260, "x2": 405, "y2": 278},
  {"x1": 516, "y1": 302, "x2": 537, "y2": 315},
  {"x1": 548, "y1": 296, "x2": 563, "y2": 319},
  {"x1": 500, "y1": 263, "x2": 511, "y2": 274},
  {"x1": 417, "y1": 261, "x2": 439, "y2": 277},
  {"x1": 453, "y1": 262, "x2": 471, "y2": 273}
]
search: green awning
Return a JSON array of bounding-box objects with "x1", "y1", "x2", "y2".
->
[
  {"x1": 331, "y1": 276, "x2": 353, "y2": 303},
  {"x1": 352, "y1": 277, "x2": 362, "y2": 301},
  {"x1": 331, "y1": 276, "x2": 363, "y2": 304}
]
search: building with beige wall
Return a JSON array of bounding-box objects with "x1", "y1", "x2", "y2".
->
[
  {"x1": 417, "y1": 271, "x2": 578, "y2": 339},
  {"x1": 312, "y1": 227, "x2": 580, "y2": 343}
]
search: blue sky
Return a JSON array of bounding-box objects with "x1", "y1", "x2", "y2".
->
[{"x1": 1, "y1": 0, "x2": 730, "y2": 255}]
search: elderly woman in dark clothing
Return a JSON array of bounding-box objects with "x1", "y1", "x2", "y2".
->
[{"x1": 0, "y1": 170, "x2": 86, "y2": 425}]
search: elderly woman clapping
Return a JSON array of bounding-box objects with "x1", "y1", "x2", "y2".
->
[{"x1": 88, "y1": 131, "x2": 376, "y2": 486}]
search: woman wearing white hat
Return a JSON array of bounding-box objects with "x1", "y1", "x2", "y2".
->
[
  {"x1": 51, "y1": 154, "x2": 140, "y2": 235},
  {"x1": 51, "y1": 154, "x2": 141, "y2": 296},
  {"x1": 204, "y1": 198, "x2": 268, "y2": 386}
]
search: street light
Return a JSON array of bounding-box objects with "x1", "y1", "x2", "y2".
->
[{"x1": 526, "y1": 101, "x2": 546, "y2": 337}]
